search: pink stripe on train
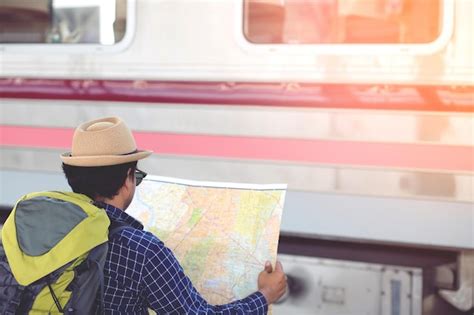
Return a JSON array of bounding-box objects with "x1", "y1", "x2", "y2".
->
[{"x1": 0, "y1": 125, "x2": 472, "y2": 172}]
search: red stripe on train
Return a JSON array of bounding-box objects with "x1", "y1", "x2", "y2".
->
[
  {"x1": 1, "y1": 78, "x2": 473, "y2": 112},
  {"x1": 1, "y1": 125, "x2": 472, "y2": 172}
]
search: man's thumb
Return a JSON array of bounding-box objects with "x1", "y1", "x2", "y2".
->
[{"x1": 275, "y1": 260, "x2": 283, "y2": 272}]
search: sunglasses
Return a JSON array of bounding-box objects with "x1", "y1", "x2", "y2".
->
[{"x1": 135, "y1": 168, "x2": 147, "y2": 186}]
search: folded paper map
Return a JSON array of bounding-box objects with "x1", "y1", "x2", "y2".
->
[{"x1": 127, "y1": 175, "x2": 286, "y2": 304}]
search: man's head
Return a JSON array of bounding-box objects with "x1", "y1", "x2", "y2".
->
[{"x1": 61, "y1": 117, "x2": 152, "y2": 209}]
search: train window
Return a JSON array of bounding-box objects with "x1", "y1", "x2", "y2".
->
[
  {"x1": 0, "y1": 0, "x2": 132, "y2": 49},
  {"x1": 244, "y1": 0, "x2": 445, "y2": 45}
]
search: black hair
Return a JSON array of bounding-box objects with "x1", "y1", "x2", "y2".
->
[{"x1": 62, "y1": 161, "x2": 137, "y2": 200}]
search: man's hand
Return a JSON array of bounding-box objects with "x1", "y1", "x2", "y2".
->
[{"x1": 257, "y1": 260, "x2": 287, "y2": 305}]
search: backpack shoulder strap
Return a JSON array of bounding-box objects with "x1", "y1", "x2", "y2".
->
[
  {"x1": 93, "y1": 201, "x2": 130, "y2": 239},
  {"x1": 108, "y1": 220, "x2": 130, "y2": 238}
]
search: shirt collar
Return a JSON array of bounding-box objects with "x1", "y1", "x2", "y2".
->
[{"x1": 95, "y1": 201, "x2": 144, "y2": 230}]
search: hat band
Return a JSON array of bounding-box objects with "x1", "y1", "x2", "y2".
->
[
  {"x1": 122, "y1": 150, "x2": 138, "y2": 156},
  {"x1": 67, "y1": 149, "x2": 139, "y2": 158}
]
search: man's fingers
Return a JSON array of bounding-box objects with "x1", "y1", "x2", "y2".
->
[{"x1": 264, "y1": 261, "x2": 273, "y2": 273}]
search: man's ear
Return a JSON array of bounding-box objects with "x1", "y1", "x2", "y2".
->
[{"x1": 122, "y1": 168, "x2": 135, "y2": 192}]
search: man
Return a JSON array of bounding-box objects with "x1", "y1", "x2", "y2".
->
[{"x1": 61, "y1": 116, "x2": 287, "y2": 314}]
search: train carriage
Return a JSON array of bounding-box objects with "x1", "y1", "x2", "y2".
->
[{"x1": 0, "y1": 1, "x2": 472, "y2": 314}]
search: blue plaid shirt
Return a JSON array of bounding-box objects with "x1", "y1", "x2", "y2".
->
[{"x1": 101, "y1": 203, "x2": 269, "y2": 314}]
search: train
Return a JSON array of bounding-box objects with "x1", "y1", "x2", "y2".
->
[{"x1": 0, "y1": 0, "x2": 473, "y2": 314}]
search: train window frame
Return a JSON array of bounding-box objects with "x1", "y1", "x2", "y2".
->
[
  {"x1": 0, "y1": 0, "x2": 136, "y2": 54},
  {"x1": 236, "y1": 0, "x2": 454, "y2": 55}
]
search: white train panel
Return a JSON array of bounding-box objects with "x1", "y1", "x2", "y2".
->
[{"x1": 0, "y1": 0, "x2": 472, "y2": 84}]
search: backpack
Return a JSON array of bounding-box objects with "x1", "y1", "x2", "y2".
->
[{"x1": 0, "y1": 191, "x2": 126, "y2": 314}]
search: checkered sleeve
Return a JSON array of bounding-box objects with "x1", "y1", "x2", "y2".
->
[{"x1": 142, "y1": 235, "x2": 269, "y2": 314}]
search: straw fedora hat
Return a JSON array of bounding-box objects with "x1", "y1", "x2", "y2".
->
[{"x1": 61, "y1": 117, "x2": 152, "y2": 167}]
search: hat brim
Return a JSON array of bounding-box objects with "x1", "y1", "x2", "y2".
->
[{"x1": 60, "y1": 150, "x2": 152, "y2": 167}]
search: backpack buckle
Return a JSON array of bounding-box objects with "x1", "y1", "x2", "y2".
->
[
  {"x1": 9, "y1": 297, "x2": 21, "y2": 307},
  {"x1": 75, "y1": 259, "x2": 91, "y2": 274}
]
